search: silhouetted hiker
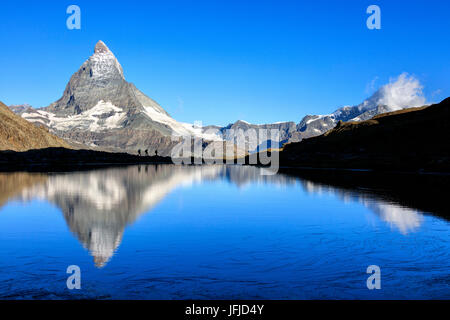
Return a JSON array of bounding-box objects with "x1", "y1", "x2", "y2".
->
[
  {"x1": 155, "y1": 150, "x2": 158, "y2": 156},
  {"x1": 145, "y1": 149, "x2": 149, "y2": 156},
  {"x1": 138, "y1": 149, "x2": 141, "y2": 156}
]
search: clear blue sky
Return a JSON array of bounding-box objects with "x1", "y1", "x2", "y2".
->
[{"x1": 0, "y1": 0, "x2": 449, "y2": 126}]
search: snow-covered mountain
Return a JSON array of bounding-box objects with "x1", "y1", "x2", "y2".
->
[
  {"x1": 15, "y1": 41, "x2": 220, "y2": 155},
  {"x1": 214, "y1": 73, "x2": 428, "y2": 147},
  {"x1": 291, "y1": 73, "x2": 427, "y2": 142},
  {"x1": 12, "y1": 41, "x2": 427, "y2": 154},
  {"x1": 209, "y1": 120, "x2": 297, "y2": 151}
]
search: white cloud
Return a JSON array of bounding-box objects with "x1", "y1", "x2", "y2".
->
[{"x1": 372, "y1": 73, "x2": 427, "y2": 111}]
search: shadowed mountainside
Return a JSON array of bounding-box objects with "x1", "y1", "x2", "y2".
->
[
  {"x1": 278, "y1": 97, "x2": 450, "y2": 172},
  {"x1": 0, "y1": 101, "x2": 71, "y2": 151}
]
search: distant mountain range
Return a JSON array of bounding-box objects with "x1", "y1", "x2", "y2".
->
[
  {"x1": 279, "y1": 97, "x2": 450, "y2": 172},
  {"x1": 215, "y1": 73, "x2": 427, "y2": 149},
  {"x1": 8, "y1": 40, "x2": 429, "y2": 155}
]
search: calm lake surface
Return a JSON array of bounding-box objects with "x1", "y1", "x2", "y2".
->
[{"x1": 0, "y1": 165, "x2": 449, "y2": 299}]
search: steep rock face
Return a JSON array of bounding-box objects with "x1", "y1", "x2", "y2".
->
[
  {"x1": 216, "y1": 120, "x2": 297, "y2": 151},
  {"x1": 0, "y1": 101, "x2": 71, "y2": 151},
  {"x1": 47, "y1": 41, "x2": 168, "y2": 119},
  {"x1": 15, "y1": 41, "x2": 220, "y2": 155},
  {"x1": 223, "y1": 120, "x2": 296, "y2": 141},
  {"x1": 12, "y1": 45, "x2": 426, "y2": 155}
]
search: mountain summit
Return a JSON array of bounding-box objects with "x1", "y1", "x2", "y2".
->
[
  {"x1": 12, "y1": 42, "x2": 427, "y2": 155},
  {"x1": 46, "y1": 40, "x2": 166, "y2": 117},
  {"x1": 15, "y1": 41, "x2": 217, "y2": 154},
  {"x1": 94, "y1": 40, "x2": 112, "y2": 54}
]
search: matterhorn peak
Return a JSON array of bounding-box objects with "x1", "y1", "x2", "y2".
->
[
  {"x1": 94, "y1": 40, "x2": 111, "y2": 54},
  {"x1": 88, "y1": 40, "x2": 124, "y2": 80}
]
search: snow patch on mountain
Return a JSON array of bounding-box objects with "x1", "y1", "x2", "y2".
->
[
  {"x1": 143, "y1": 105, "x2": 222, "y2": 141},
  {"x1": 294, "y1": 73, "x2": 428, "y2": 141},
  {"x1": 305, "y1": 115, "x2": 326, "y2": 125},
  {"x1": 23, "y1": 100, "x2": 126, "y2": 132}
]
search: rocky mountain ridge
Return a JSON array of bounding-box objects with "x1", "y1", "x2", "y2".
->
[
  {"x1": 10, "y1": 41, "x2": 428, "y2": 154},
  {"x1": 205, "y1": 73, "x2": 427, "y2": 148},
  {"x1": 13, "y1": 41, "x2": 221, "y2": 155}
]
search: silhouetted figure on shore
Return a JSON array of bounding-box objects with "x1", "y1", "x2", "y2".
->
[
  {"x1": 145, "y1": 149, "x2": 149, "y2": 156},
  {"x1": 138, "y1": 149, "x2": 141, "y2": 156},
  {"x1": 155, "y1": 150, "x2": 158, "y2": 157}
]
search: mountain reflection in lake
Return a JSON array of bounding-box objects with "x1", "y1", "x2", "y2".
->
[{"x1": 0, "y1": 165, "x2": 449, "y2": 299}]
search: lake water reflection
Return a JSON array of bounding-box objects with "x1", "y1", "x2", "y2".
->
[{"x1": 0, "y1": 165, "x2": 449, "y2": 299}]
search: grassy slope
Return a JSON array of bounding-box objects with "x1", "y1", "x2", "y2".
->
[{"x1": 0, "y1": 101, "x2": 71, "y2": 151}]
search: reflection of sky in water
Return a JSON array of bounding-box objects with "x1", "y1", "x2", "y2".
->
[
  {"x1": 1, "y1": 166, "x2": 431, "y2": 265},
  {"x1": 0, "y1": 165, "x2": 449, "y2": 299}
]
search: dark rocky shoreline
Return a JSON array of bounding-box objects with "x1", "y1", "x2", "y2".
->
[{"x1": 0, "y1": 147, "x2": 173, "y2": 172}]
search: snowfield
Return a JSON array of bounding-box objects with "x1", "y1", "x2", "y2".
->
[
  {"x1": 21, "y1": 100, "x2": 223, "y2": 141},
  {"x1": 143, "y1": 105, "x2": 222, "y2": 141},
  {"x1": 24, "y1": 101, "x2": 127, "y2": 132}
]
